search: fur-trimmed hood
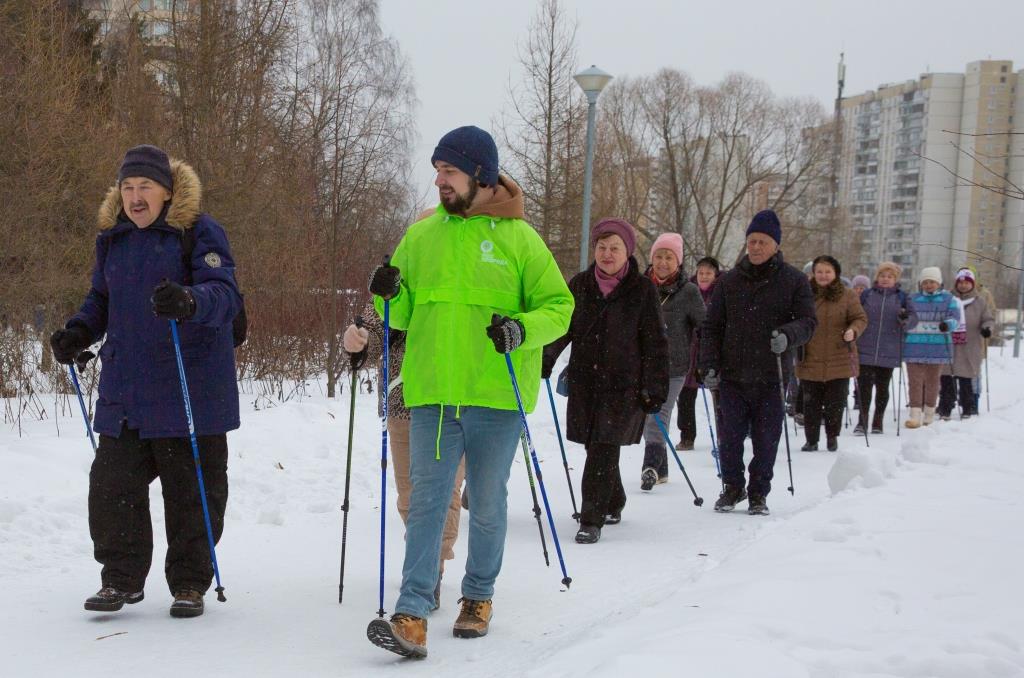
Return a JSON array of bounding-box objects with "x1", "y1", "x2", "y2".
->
[
  {"x1": 811, "y1": 277, "x2": 845, "y2": 302},
  {"x1": 97, "y1": 158, "x2": 202, "y2": 230}
]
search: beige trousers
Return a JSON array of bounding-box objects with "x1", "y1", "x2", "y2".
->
[
  {"x1": 906, "y1": 363, "x2": 942, "y2": 408},
  {"x1": 388, "y1": 418, "x2": 465, "y2": 564}
]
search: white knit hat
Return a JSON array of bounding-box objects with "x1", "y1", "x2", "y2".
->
[{"x1": 919, "y1": 266, "x2": 943, "y2": 285}]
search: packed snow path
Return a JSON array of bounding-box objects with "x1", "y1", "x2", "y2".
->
[{"x1": 2, "y1": 356, "x2": 1022, "y2": 677}]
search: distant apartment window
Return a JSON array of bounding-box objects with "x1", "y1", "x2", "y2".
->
[
  {"x1": 1001, "y1": 65, "x2": 1008, "y2": 72},
  {"x1": 1001, "y1": 76, "x2": 1007, "y2": 84},
  {"x1": 150, "y1": 20, "x2": 170, "y2": 37}
]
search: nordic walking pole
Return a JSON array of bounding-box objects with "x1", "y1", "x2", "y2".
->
[
  {"x1": 984, "y1": 338, "x2": 990, "y2": 413},
  {"x1": 69, "y1": 351, "x2": 97, "y2": 454},
  {"x1": 503, "y1": 349, "x2": 571, "y2": 589},
  {"x1": 772, "y1": 331, "x2": 795, "y2": 495},
  {"x1": 339, "y1": 317, "x2": 367, "y2": 604},
  {"x1": 699, "y1": 385, "x2": 723, "y2": 483},
  {"x1": 544, "y1": 378, "x2": 580, "y2": 521},
  {"x1": 520, "y1": 431, "x2": 551, "y2": 566},
  {"x1": 652, "y1": 414, "x2": 704, "y2": 506},
  {"x1": 376, "y1": 268, "x2": 393, "y2": 618},
  {"x1": 945, "y1": 331, "x2": 961, "y2": 419},
  {"x1": 847, "y1": 341, "x2": 869, "y2": 448},
  {"x1": 897, "y1": 325, "x2": 904, "y2": 436},
  {"x1": 169, "y1": 320, "x2": 226, "y2": 602}
]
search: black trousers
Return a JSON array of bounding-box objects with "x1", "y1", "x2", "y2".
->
[
  {"x1": 676, "y1": 386, "x2": 697, "y2": 442},
  {"x1": 580, "y1": 443, "x2": 625, "y2": 528},
  {"x1": 88, "y1": 427, "x2": 228, "y2": 594},
  {"x1": 856, "y1": 365, "x2": 894, "y2": 423},
  {"x1": 802, "y1": 379, "x2": 848, "y2": 444},
  {"x1": 718, "y1": 380, "x2": 784, "y2": 497},
  {"x1": 938, "y1": 375, "x2": 975, "y2": 417}
]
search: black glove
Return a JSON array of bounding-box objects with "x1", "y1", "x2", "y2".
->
[
  {"x1": 50, "y1": 324, "x2": 93, "y2": 365},
  {"x1": 639, "y1": 389, "x2": 663, "y2": 414},
  {"x1": 770, "y1": 330, "x2": 789, "y2": 354},
  {"x1": 75, "y1": 350, "x2": 96, "y2": 371},
  {"x1": 368, "y1": 258, "x2": 401, "y2": 300},
  {"x1": 702, "y1": 368, "x2": 720, "y2": 391},
  {"x1": 541, "y1": 359, "x2": 554, "y2": 380},
  {"x1": 981, "y1": 327, "x2": 992, "y2": 339},
  {"x1": 486, "y1": 314, "x2": 525, "y2": 354},
  {"x1": 152, "y1": 280, "x2": 196, "y2": 320},
  {"x1": 938, "y1": 320, "x2": 951, "y2": 333},
  {"x1": 898, "y1": 308, "x2": 910, "y2": 321}
]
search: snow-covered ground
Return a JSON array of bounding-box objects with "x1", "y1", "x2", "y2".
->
[{"x1": 2, "y1": 356, "x2": 1023, "y2": 677}]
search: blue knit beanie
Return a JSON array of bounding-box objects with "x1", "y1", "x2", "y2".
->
[
  {"x1": 118, "y1": 144, "x2": 173, "y2": 191},
  {"x1": 431, "y1": 126, "x2": 499, "y2": 187},
  {"x1": 746, "y1": 209, "x2": 781, "y2": 245}
]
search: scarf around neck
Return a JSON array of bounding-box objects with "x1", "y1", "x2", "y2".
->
[{"x1": 596, "y1": 260, "x2": 629, "y2": 297}]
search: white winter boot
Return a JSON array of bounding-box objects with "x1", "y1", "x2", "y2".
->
[
  {"x1": 905, "y1": 407, "x2": 923, "y2": 429},
  {"x1": 922, "y1": 406, "x2": 936, "y2": 426}
]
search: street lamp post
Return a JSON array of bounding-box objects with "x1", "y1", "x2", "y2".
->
[{"x1": 574, "y1": 65, "x2": 613, "y2": 272}]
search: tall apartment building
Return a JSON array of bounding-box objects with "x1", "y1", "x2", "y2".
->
[
  {"x1": 81, "y1": 0, "x2": 178, "y2": 42},
  {"x1": 838, "y1": 60, "x2": 1022, "y2": 305}
]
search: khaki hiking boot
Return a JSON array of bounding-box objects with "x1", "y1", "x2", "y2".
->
[
  {"x1": 367, "y1": 613, "x2": 427, "y2": 658},
  {"x1": 453, "y1": 597, "x2": 492, "y2": 638},
  {"x1": 170, "y1": 589, "x2": 204, "y2": 618}
]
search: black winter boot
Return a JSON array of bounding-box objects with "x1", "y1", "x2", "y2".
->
[
  {"x1": 713, "y1": 484, "x2": 747, "y2": 512},
  {"x1": 871, "y1": 409, "x2": 885, "y2": 434},
  {"x1": 84, "y1": 586, "x2": 144, "y2": 612},
  {"x1": 574, "y1": 524, "x2": 601, "y2": 544},
  {"x1": 747, "y1": 495, "x2": 770, "y2": 516}
]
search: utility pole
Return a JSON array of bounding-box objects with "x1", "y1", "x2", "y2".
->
[{"x1": 828, "y1": 53, "x2": 846, "y2": 255}]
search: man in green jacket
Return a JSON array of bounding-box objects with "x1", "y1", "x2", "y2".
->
[{"x1": 365, "y1": 126, "x2": 573, "y2": 659}]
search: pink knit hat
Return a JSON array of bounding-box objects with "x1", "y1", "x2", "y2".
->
[{"x1": 649, "y1": 232, "x2": 683, "y2": 266}]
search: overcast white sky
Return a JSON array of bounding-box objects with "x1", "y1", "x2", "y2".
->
[{"x1": 380, "y1": 0, "x2": 1023, "y2": 202}]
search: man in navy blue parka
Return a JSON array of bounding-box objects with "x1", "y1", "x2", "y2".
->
[{"x1": 51, "y1": 145, "x2": 241, "y2": 618}]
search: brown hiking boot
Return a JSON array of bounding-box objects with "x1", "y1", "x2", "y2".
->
[
  {"x1": 367, "y1": 613, "x2": 427, "y2": 658},
  {"x1": 169, "y1": 589, "x2": 204, "y2": 618},
  {"x1": 453, "y1": 597, "x2": 492, "y2": 638}
]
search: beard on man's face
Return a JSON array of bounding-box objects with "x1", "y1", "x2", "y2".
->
[{"x1": 440, "y1": 180, "x2": 478, "y2": 214}]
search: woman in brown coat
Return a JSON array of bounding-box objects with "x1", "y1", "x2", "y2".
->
[{"x1": 797, "y1": 255, "x2": 868, "y2": 451}]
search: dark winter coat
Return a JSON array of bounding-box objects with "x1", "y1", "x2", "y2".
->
[
  {"x1": 856, "y1": 284, "x2": 917, "y2": 369},
  {"x1": 698, "y1": 251, "x2": 816, "y2": 384},
  {"x1": 543, "y1": 258, "x2": 670, "y2": 446},
  {"x1": 645, "y1": 267, "x2": 706, "y2": 378},
  {"x1": 795, "y1": 278, "x2": 868, "y2": 382},
  {"x1": 683, "y1": 274, "x2": 719, "y2": 389},
  {"x1": 68, "y1": 159, "x2": 242, "y2": 439}
]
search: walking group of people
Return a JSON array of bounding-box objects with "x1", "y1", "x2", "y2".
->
[{"x1": 50, "y1": 126, "x2": 996, "y2": 662}]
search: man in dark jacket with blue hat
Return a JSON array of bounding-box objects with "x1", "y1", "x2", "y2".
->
[
  {"x1": 50, "y1": 145, "x2": 242, "y2": 618},
  {"x1": 698, "y1": 210, "x2": 816, "y2": 516}
]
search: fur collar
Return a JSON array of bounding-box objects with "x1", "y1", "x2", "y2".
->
[
  {"x1": 812, "y1": 278, "x2": 845, "y2": 302},
  {"x1": 97, "y1": 158, "x2": 202, "y2": 231}
]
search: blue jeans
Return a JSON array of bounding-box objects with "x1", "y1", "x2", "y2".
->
[{"x1": 395, "y1": 405, "x2": 522, "y2": 619}]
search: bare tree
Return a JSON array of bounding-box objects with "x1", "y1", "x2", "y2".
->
[{"x1": 499, "y1": 0, "x2": 586, "y2": 274}]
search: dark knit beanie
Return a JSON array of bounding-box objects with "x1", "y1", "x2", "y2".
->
[
  {"x1": 695, "y1": 256, "x2": 721, "y2": 272},
  {"x1": 118, "y1": 144, "x2": 173, "y2": 192},
  {"x1": 430, "y1": 126, "x2": 499, "y2": 187},
  {"x1": 591, "y1": 217, "x2": 637, "y2": 257},
  {"x1": 745, "y1": 209, "x2": 781, "y2": 245},
  {"x1": 812, "y1": 254, "x2": 842, "y2": 279}
]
